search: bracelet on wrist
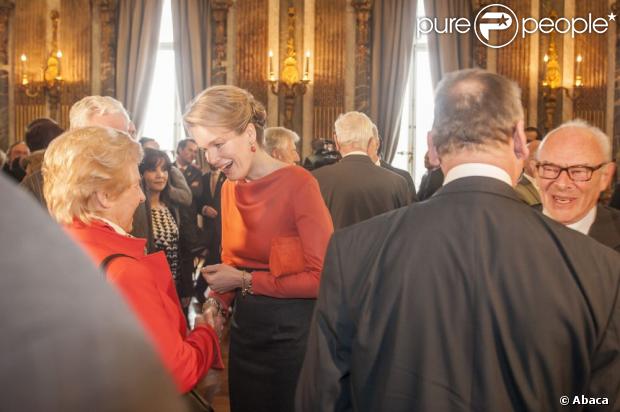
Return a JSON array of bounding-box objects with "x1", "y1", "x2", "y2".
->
[
  {"x1": 241, "y1": 271, "x2": 253, "y2": 297},
  {"x1": 203, "y1": 297, "x2": 224, "y2": 317}
]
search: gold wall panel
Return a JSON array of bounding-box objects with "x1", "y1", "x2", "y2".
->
[
  {"x1": 235, "y1": 0, "x2": 268, "y2": 107},
  {"x1": 497, "y1": 0, "x2": 531, "y2": 122},
  {"x1": 59, "y1": 0, "x2": 91, "y2": 129},
  {"x1": 13, "y1": 0, "x2": 46, "y2": 140},
  {"x1": 574, "y1": 0, "x2": 607, "y2": 130},
  {"x1": 313, "y1": 0, "x2": 345, "y2": 140}
]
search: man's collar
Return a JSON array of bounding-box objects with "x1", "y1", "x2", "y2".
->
[
  {"x1": 543, "y1": 206, "x2": 597, "y2": 235},
  {"x1": 443, "y1": 163, "x2": 512, "y2": 187},
  {"x1": 342, "y1": 151, "x2": 369, "y2": 158}
]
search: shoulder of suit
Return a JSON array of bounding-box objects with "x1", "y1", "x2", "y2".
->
[
  {"x1": 597, "y1": 204, "x2": 620, "y2": 220},
  {"x1": 333, "y1": 205, "x2": 409, "y2": 245}
]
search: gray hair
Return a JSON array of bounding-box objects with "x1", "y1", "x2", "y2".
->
[
  {"x1": 264, "y1": 127, "x2": 300, "y2": 154},
  {"x1": 431, "y1": 69, "x2": 524, "y2": 155},
  {"x1": 69, "y1": 96, "x2": 130, "y2": 129},
  {"x1": 334, "y1": 111, "x2": 374, "y2": 149},
  {"x1": 539, "y1": 119, "x2": 612, "y2": 162}
]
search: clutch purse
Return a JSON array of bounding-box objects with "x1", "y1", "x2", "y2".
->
[{"x1": 269, "y1": 236, "x2": 305, "y2": 277}]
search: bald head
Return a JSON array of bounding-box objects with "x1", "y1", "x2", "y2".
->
[{"x1": 536, "y1": 120, "x2": 615, "y2": 225}]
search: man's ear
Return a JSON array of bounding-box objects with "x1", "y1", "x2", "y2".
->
[
  {"x1": 367, "y1": 137, "x2": 378, "y2": 156},
  {"x1": 427, "y1": 132, "x2": 440, "y2": 166},
  {"x1": 513, "y1": 120, "x2": 529, "y2": 160},
  {"x1": 600, "y1": 162, "x2": 616, "y2": 190}
]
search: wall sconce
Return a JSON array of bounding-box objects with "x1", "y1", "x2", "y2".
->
[
  {"x1": 267, "y1": 6, "x2": 310, "y2": 129},
  {"x1": 541, "y1": 35, "x2": 583, "y2": 100},
  {"x1": 540, "y1": 22, "x2": 583, "y2": 132},
  {"x1": 17, "y1": 10, "x2": 63, "y2": 102}
]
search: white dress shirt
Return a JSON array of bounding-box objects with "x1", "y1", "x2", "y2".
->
[
  {"x1": 443, "y1": 163, "x2": 513, "y2": 187},
  {"x1": 543, "y1": 206, "x2": 597, "y2": 235}
]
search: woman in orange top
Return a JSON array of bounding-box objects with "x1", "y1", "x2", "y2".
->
[
  {"x1": 43, "y1": 127, "x2": 223, "y2": 395},
  {"x1": 184, "y1": 85, "x2": 334, "y2": 412}
]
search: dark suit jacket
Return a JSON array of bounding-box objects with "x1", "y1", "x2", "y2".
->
[
  {"x1": 297, "y1": 176, "x2": 620, "y2": 412},
  {"x1": 194, "y1": 171, "x2": 227, "y2": 301},
  {"x1": 418, "y1": 167, "x2": 444, "y2": 201},
  {"x1": 609, "y1": 183, "x2": 620, "y2": 210},
  {"x1": 312, "y1": 154, "x2": 409, "y2": 230},
  {"x1": 514, "y1": 174, "x2": 541, "y2": 206},
  {"x1": 177, "y1": 163, "x2": 204, "y2": 207},
  {"x1": 380, "y1": 159, "x2": 417, "y2": 202},
  {"x1": 0, "y1": 175, "x2": 183, "y2": 411},
  {"x1": 589, "y1": 205, "x2": 620, "y2": 252}
]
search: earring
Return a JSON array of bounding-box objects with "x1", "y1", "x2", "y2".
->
[{"x1": 250, "y1": 141, "x2": 257, "y2": 152}]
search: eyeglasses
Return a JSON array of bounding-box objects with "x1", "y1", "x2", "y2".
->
[{"x1": 535, "y1": 162, "x2": 607, "y2": 182}]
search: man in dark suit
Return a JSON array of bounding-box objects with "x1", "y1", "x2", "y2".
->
[
  {"x1": 514, "y1": 140, "x2": 541, "y2": 206},
  {"x1": 0, "y1": 175, "x2": 184, "y2": 411},
  {"x1": 175, "y1": 138, "x2": 204, "y2": 204},
  {"x1": 312, "y1": 111, "x2": 409, "y2": 230},
  {"x1": 195, "y1": 166, "x2": 226, "y2": 302},
  {"x1": 417, "y1": 150, "x2": 444, "y2": 200},
  {"x1": 367, "y1": 124, "x2": 417, "y2": 202},
  {"x1": 297, "y1": 69, "x2": 620, "y2": 411},
  {"x1": 535, "y1": 119, "x2": 620, "y2": 251}
]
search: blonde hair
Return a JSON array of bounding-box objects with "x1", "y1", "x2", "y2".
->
[
  {"x1": 69, "y1": 96, "x2": 130, "y2": 129},
  {"x1": 43, "y1": 127, "x2": 143, "y2": 225},
  {"x1": 183, "y1": 85, "x2": 267, "y2": 145},
  {"x1": 334, "y1": 111, "x2": 375, "y2": 149},
  {"x1": 264, "y1": 127, "x2": 299, "y2": 154}
]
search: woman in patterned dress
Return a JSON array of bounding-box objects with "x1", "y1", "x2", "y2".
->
[{"x1": 140, "y1": 148, "x2": 202, "y2": 309}]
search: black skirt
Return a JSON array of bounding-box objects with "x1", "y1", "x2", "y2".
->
[{"x1": 228, "y1": 290, "x2": 315, "y2": 412}]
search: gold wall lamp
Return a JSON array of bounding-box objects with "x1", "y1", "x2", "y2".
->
[{"x1": 17, "y1": 10, "x2": 63, "y2": 101}]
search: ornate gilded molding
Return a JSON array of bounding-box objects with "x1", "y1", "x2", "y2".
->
[
  {"x1": 313, "y1": 0, "x2": 345, "y2": 140},
  {"x1": 211, "y1": 0, "x2": 232, "y2": 86},
  {"x1": 473, "y1": 2, "x2": 488, "y2": 69},
  {"x1": 235, "y1": 0, "x2": 268, "y2": 105},
  {"x1": 0, "y1": 0, "x2": 12, "y2": 150},
  {"x1": 352, "y1": 0, "x2": 371, "y2": 114},
  {"x1": 0, "y1": 0, "x2": 14, "y2": 65},
  {"x1": 573, "y1": 0, "x2": 606, "y2": 130},
  {"x1": 99, "y1": 0, "x2": 116, "y2": 97}
]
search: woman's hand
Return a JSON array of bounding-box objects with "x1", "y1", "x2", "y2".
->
[{"x1": 201, "y1": 264, "x2": 244, "y2": 294}]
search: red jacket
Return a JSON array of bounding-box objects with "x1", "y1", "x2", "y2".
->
[{"x1": 65, "y1": 220, "x2": 223, "y2": 393}]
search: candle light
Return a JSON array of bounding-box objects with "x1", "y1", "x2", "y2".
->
[
  {"x1": 575, "y1": 54, "x2": 583, "y2": 87},
  {"x1": 303, "y1": 51, "x2": 310, "y2": 81},
  {"x1": 268, "y1": 50, "x2": 275, "y2": 81},
  {"x1": 20, "y1": 54, "x2": 28, "y2": 85},
  {"x1": 56, "y1": 50, "x2": 63, "y2": 80},
  {"x1": 542, "y1": 54, "x2": 549, "y2": 87}
]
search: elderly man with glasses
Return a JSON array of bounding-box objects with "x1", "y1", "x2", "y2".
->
[{"x1": 536, "y1": 119, "x2": 620, "y2": 251}]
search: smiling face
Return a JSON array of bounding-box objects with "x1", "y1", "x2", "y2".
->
[
  {"x1": 142, "y1": 159, "x2": 169, "y2": 194},
  {"x1": 536, "y1": 127, "x2": 614, "y2": 225},
  {"x1": 189, "y1": 124, "x2": 256, "y2": 181}
]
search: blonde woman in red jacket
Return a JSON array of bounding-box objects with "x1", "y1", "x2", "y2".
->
[{"x1": 43, "y1": 126, "x2": 224, "y2": 394}]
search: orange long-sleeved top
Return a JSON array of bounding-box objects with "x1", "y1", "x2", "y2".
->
[{"x1": 212, "y1": 166, "x2": 334, "y2": 308}]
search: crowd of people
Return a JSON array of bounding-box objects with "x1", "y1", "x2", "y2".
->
[{"x1": 2, "y1": 68, "x2": 620, "y2": 411}]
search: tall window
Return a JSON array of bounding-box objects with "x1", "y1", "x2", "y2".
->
[
  {"x1": 142, "y1": 0, "x2": 184, "y2": 153},
  {"x1": 392, "y1": 1, "x2": 434, "y2": 188}
]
